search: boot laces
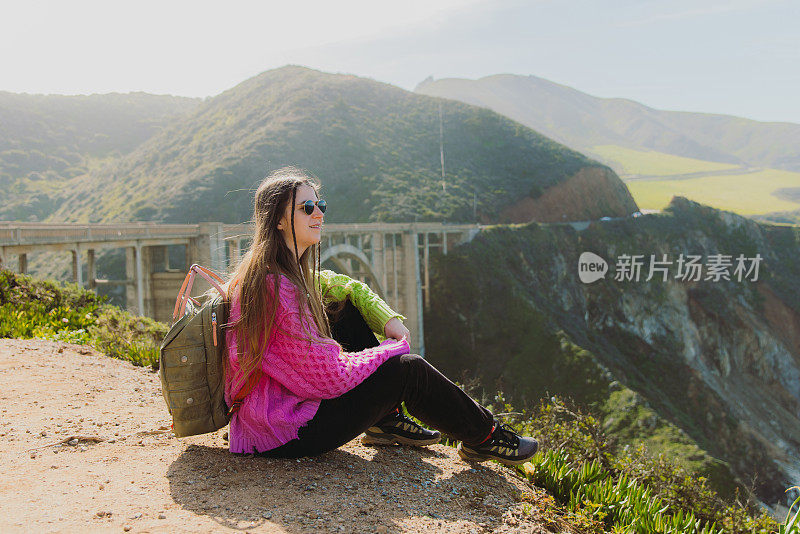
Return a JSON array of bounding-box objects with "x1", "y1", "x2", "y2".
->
[
  {"x1": 396, "y1": 410, "x2": 421, "y2": 428},
  {"x1": 491, "y1": 423, "x2": 520, "y2": 449}
]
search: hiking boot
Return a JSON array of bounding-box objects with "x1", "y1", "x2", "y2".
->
[
  {"x1": 457, "y1": 422, "x2": 538, "y2": 466},
  {"x1": 361, "y1": 409, "x2": 441, "y2": 446}
]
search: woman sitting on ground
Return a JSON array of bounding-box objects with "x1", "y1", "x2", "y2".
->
[{"x1": 221, "y1": 167, "x2": 538, "y2": 464}]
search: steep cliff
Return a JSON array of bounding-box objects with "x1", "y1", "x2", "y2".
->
[{"x1": 426, "y1": 196, "x2": 800, "y2": 507}]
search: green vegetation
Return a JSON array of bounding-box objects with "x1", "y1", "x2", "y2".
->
[
  {"x1": 625, "y1": 168, "x2": 800, "y2": 214},
  {"x1": 515, "y1": 398, "x2": 781, "y2": 533},
  {"x1": 589, "y1": 144, "x2": 739, "y2": 177},
  {"x1": 0, "y1": 268, "x2": 166, "y2": 367},
  {"x1": 782, "y1": 489, "x2": 800, "y2": 534},
  {"x1": 0, "y1": 92, "x2": 199, "y2": 221},
  {"x1": 433, "y1": 395, "x2": 780, "y2": 532},
  {"x1": 28, "y1": 66, "x2": 607, "y2": 225}
]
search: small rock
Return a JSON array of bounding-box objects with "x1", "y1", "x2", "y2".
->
[
  {"x1": 68, "y1": 438, "x2": 79, "y2": 446},
  {"x1": 79, "y1": 445, "x2": 87, "y2": 452},
  {"x1": 30, "y1": 452, "x2": 37, "y2": 459},
  {"x1": 99, "y1": 484, "x2": 105, "y2": 490},
  {"x1": 131, "y1": 513, "x2": 142, "y2": 519},
  {"x1": 40, "y1": 431, "x2": 48, "y2": 437},
  {"x1": 261, "y1": 511, "x2": 272, "y2": 519},
  {"x1": 123, "y1": 526, "x2": 132, "y2": 532},
  {"x1": 158, "y1": 513, "x2": 166, "y2": 519}
]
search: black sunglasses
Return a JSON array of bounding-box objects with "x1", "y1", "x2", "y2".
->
[{"x1": 297, "y1": 199, "x2": 327, "y2": 215}]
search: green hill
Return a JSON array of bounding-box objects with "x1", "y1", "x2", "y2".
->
[
  {"x1": 0, "y1": 91, "x2": 200, "y2": 221},
  {"x1": 44, "y1": 66, "x2": 634, "y2": 225}
]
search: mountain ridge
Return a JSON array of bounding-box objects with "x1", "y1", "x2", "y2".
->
[
  {"x1": 44, "y1": 65, "x2": 636, "y2": 225},
  {"x1": 415, "y1": 74, "x2": 800, "y2": 172}
]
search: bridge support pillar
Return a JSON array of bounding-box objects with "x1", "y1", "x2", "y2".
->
[
  {"x1": 370, "y1": 233, "x2": 386, "y2": 299},
  {"x1": 188, "y1": 222, "x2": 226, "y2": 294},
  {"x1": 402, "y1": 232, "x2": 424, "y2": 356},
  {"x1": 422, "y1": 233, "x2": 430, "y2": 309},
  {"x1": 87, "y1": 249, "x2": 97, "y2": 290},
  {"x1": 19, "y1": 253, "x2": 27, "y2": 275},
  {"x1": 125, "y1": 244, "x2": 155, "y2": 316},
  {"x1": 227, "y1": 239, "x2": 241, "y2": 269},
  {"x1": 71, "y1": 247, "x2": 83, "y2": 287}
]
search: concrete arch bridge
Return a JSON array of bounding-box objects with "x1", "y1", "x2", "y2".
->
[{"x1": 0, "y1": 222, "x2": 481, "y2": 355}]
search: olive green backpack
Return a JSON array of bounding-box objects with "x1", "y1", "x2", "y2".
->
[{"x1": 159, "y1": 264, "x2": 256, "y2": 437}]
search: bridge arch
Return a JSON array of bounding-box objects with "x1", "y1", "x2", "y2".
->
[{"x1": 320, "y1": 243, "x2": 385, "y2": 299}]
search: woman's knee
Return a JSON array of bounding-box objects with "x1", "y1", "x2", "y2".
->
[
  {"x1": 373, "y1": 353, "x2": 422, "y2": 380},
  {"x1": 399, "y1": 353, "x2": 425, "y2": 367}
]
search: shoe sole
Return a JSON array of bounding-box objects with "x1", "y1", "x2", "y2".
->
[
  {"x1": 361, "y1": 432, "x2": 441, "y2": 447},
  {"x1": 457, "y1": 446, "x2": 533, "y2": 466}
]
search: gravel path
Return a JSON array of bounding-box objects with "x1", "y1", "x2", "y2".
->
[{"x1": 0, "y1": 338, "x2": 557, "y2": 533}]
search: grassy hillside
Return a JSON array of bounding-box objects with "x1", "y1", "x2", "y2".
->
[
  {"x1": 626, "y1": 168, "x2": 800, "y2": 214},
  {"x1": 415, "y1": 74, "x2": 800, "y2": 173},
  {"x1": 0, "y1": 92, "x2": 200, "y2": 221},
  {"x1": 587, "y1": 145, "x2": 800, "y2": 217},
  {"x1": 46, "y1": 66, "x2": 619, "y2": 225},
  {"x1": 589, "y1": 145, "x2": 740, "y2": 177}
]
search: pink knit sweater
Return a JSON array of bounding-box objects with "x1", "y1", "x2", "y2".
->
[{"x1": 224, "y1": 274, "x2": 411, "y2": 453}]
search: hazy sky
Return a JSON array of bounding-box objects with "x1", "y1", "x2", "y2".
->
[{"x1": 2, "y1": 0, "x2": 798, "y2": 123}]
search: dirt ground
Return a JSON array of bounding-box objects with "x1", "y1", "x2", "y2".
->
[{"x1": 0, "y1": 338, "x2": 559, "y2": 533}]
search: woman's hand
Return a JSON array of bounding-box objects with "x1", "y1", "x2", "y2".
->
[{"x1": 384, "y1": 317, "x2": 410, "y2": 341}]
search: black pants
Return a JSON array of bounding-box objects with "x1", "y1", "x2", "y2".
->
[{"x1": 259, "y1": 300, "x2": 495, "y2": 458}]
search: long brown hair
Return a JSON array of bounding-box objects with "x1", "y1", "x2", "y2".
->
[{"x1": 222, "y1": 167, "x2": 334, "y2": 394}]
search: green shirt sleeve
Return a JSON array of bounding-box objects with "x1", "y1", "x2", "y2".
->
[{"x1": 317, "y1": 269, "x2": 405, "y2": 336}]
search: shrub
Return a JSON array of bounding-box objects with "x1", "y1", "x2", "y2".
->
[{"x1": 0, "y1": 268, "x2": 167, "y2": 368}]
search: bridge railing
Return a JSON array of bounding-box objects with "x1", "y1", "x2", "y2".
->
[{"x1": 0, "y1": 222, "x2": 201, "y2": 246}]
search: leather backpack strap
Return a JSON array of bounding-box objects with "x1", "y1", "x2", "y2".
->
[{"x1": 172, "y1": 264, "x2": 226, "y2": 323}]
